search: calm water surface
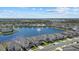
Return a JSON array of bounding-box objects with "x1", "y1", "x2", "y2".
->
[{"x1": 0, "y1": 28, "x2": 64, "y2": 42}]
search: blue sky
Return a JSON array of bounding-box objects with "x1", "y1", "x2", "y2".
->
[{"x1": 0, "y1": 7, "x2": 79, "y2": 18}]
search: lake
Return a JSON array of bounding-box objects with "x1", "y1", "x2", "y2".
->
[{"x1": 0, "y1": 27, "x2": 64, "y2": 42}]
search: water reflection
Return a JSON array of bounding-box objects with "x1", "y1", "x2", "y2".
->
[{"x1": 0, "y1": 28, "x2": 64, "y2": 42}]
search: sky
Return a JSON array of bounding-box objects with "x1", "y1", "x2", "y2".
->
[{"x1": 0, "y1": 7, "x2": 79, "y2": 18}]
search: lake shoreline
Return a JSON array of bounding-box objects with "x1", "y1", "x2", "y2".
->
[{"x1": 0, "y1": 29, "x2": 78, "y2": 51}]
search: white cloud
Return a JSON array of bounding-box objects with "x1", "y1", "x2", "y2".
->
[
  {"x1": 0, "y1": 7, "x2": 79, "y2": 18},
  {"x1": 46, "y1": 9, "x2": 53, "y2": 12},
  {"x1": 32, "y1": 8, "x2": 43, "y2": 11},
  {"x1": 39, "y1": 8, "x2": 43, "y2": 10},
  {"x1": 72, "y1": 8, "x2": 79, "y2": 12},
  {"x1": 56, "y1": 7, "x2": 68, "y2": 13},
  {"x1": 0, "y1": 10, "x2": 16, "y2": 15},
  {"x1": 45, "y1": 7, "x2": 70, "y2": 14},
  {"x1": 0, "y1": 10, "x2": 17, "y2": 18},
  {"x1": 32, "y1": 8, "x2": 36, "y2": 10}
]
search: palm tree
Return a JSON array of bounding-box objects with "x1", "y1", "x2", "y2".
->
[
  {"x1": 7, "y1": 43, "x2": 23, "y2": 51},
  {"x1": 38, "y1": 40, "x2": 47, "y2": 45},
  {"x1": 46, "y1": 36, "x2": 55, "y2": 42}
]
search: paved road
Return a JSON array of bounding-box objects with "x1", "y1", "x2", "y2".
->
[{"x1": 35, "y1": 37, "x2": 79, "y2": 51}]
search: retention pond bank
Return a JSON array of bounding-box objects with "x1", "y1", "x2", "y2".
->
[{"x1": 0, "y1": 27, "x2": 64, "y2": 42}]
